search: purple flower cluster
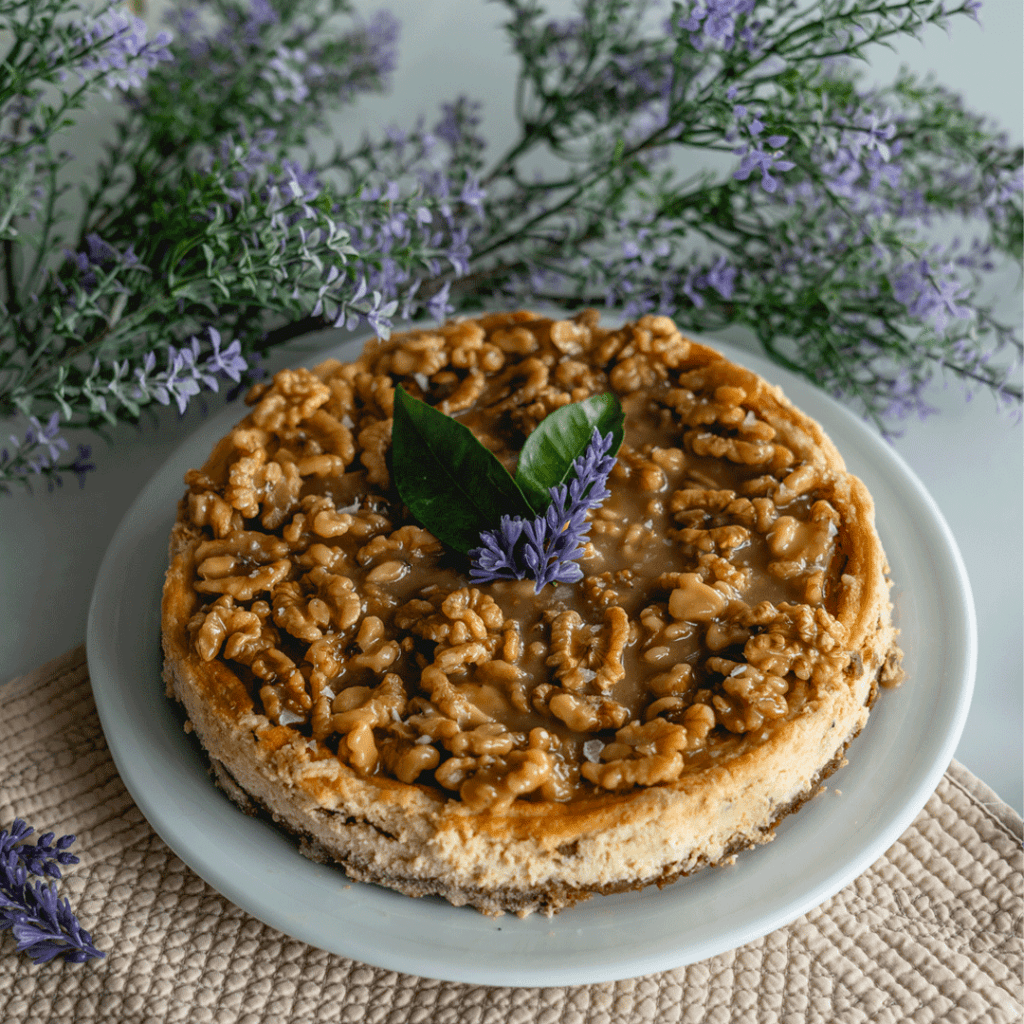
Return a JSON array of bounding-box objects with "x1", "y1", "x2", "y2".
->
[
  {"x1": 890, "y1": 256, "x2": 974, "y2": 334},
  {"x1": 203, "y1": 128, "x2": 280, "y2": 204},
  {"x1": 167, "y1": 3, "x2": 398, "y2": 115},
  {"x1": 469, "y1": 429, "x2": 617, "y2": 592},
  {"x1": 62, "y1": 233, "x2": 140, "y2": 293},
  {"x1": 0, "y1": 818, "x2": 103, "y2": 964},
  {"x1": 729, "y1": 99, "x2": 795, "y2": 193},
  {"x1": 329, "y1": 108, "x2": 489, "y2": 328},
  {"x1": 816, "y1": 109, "x2": 903, "y2": 207},
  {"x1": 874, "y1": 367, "x2": 938, "y2": 426},
  {"x1": 598, "y1": 241, "x2": 737, "y2": 319},
  {"x1": 169, "y1": 0, "x2": 275, "y2": 58},
  {"x1": 683, "y1": 255, "x2": 737, "y2": 308},
  {"x1": 126, "y1": 327, "x2": 248, "y2": 415},
  {"x1": 676, "y1": 0, "x2": 757, "y2": 52},
  {"x1": 254, "y1": 10, "x2": 398, "y2": 112},
  {"x1": 0, "y1": 413, "x2": 93, "y2": 492},
  {"x1": 61, "y1": 5, "x2": 171, "y2": 92},
  {"x1": 434, "y1": 97, "x2": 486, "y2": 154}
]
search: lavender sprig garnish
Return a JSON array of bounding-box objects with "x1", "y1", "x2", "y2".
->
[
  {"x1": 0, "y1": 819, "x2": 104, "y2": 965},
  {"x1": 470, "y1": 428, "x2": 617, "y2": 592}
]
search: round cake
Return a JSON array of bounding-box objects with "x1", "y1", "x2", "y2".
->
[{"x1": 161, "y1": 309, "x2": 903, "y2": 916}]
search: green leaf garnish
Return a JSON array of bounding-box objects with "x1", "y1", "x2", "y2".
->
[
  {"x1": 514, "y1": 393, "x2": 625, "y2": 512},
  {"x1": 391, "y1": 385, "x2": 535, "y2": 554}
]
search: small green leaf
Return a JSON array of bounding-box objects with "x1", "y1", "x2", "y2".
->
[
  {"x1": 514, "y1": 393, "x2": 625, "y2": 511},
  {"x1": 391, "y1": 385, "x2": 535, "y2": 554}
]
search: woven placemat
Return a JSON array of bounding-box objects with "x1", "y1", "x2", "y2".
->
[{"x1": 2, "y1": 646, "x2": 1021, "y2": 1024}]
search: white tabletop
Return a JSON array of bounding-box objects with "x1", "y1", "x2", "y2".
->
[{"x1": 2, "y1": 1, "x2": 1021, "y2": 814}]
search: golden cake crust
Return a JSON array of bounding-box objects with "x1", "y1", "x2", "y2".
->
[{"x1": 161, "y1": 310, "x2": 901, "y2": 916}]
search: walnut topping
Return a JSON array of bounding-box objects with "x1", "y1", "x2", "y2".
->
[{"x1": 174, "y1": 309, "x2": 895, "y2": 810}]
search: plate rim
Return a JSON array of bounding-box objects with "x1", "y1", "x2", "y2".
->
[{"x1": 86, "y1": 327, "x2": 976, "y2": 986}]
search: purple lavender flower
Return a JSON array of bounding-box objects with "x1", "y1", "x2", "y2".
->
[
  {"x1": 734, "y1": 137, "x2": 796, "y2": 193},
  {"x1": 0, "y1": 822, "x2": 78, "y2": 881},
  {"x1": 63, "y1": 233, "x2": 140, "y2": 292},
  {"x1": 426, "y1": 280, "x2": 453, "y2": 322},
  {"x1": 434, "y1": 97, "x2": 485, "y2": 151},
  {"x1": 469, "y1": 429, "x2": 617, "y2": 592},
  {"x1": 677, "y1": 0, "x2": 756, "y2": 51},
  {"x1": 262, "y1": 45, "x2": 317, "y2": 107},
  {"x1": 0, "y1": 819, "x2": 103, "y2": 965},
  {"x1": 891, "y1": 257, "x2": 974, "y2": 333},
  {"x1": 244, "y1": 0, "x2": 279, "y2": 42},
  {"x1": 878, "y1": 368, "x2": 938, "y2": 427},
  {"x1": 0, "y1": 413, "x2": 95, "y2": 492},
  {"x1": 131, "y1": 327, "x2": 249, "y2": 415},
  {"x1": 361, "y1": 9, "x2": 400, "y2": 84},
  {"x1": 2, "y1": 413, "x2": 67, "y2": 474},
  {"x1": 67, "y1": 7, "x2": 172, "y2": 92},
  {"x1": 67, "y1": 446, "x2": 96, "y2": 487},
  {"x1": 203, "y1": 327, "x2": 248, "y2": 383}
]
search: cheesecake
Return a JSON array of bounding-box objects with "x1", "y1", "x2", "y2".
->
[{"x1": 161, "y1": 310, "x2": 903, "y2": 916}]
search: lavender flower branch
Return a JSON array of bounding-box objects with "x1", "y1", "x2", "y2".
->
[
  {"x1": 0, "y1": 819, "x2": 103, "y2": 965},
  {"x1": 0, "y1": 0, "x2": 1020, "y2": 492},
  {"x1": 470, "y1": 428, "x2": 617, "y2": 591}
]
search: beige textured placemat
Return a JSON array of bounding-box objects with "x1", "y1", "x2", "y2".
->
[{"x1": 2, "y1": 646, "x2": 1021, "y2": 1024}]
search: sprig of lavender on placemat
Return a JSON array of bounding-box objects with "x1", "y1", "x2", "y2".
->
[{"x1": 0, "y1": 819, "x2": 104, "y2": 965}]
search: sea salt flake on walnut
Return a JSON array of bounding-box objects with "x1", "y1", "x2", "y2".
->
[
  {"x1": 767, "y1": 515, "x2": 834, "y2": 565},
  {"x1": 272, "y1": 581, "x2": 330, "y2": 642},
  {"x1": 774, "y1": 463, "x2": 819, "y2": 505},
  {"x1": 195, "y1": 531, "x2": 290, "y2": 564},
  {"x1": 188, "y1": 491, "x2": 243, "y2": 538},
  {"x1": 224, "y1": 449, "x2": 266, "y2": 518},
  {"x1": 295, "y1": 543, "x2": 351, "y2": 574},
  {"x1": 673, "y1": 523, "x2": 750, "y2": 554},
  {"x1": 438, "y1": 369, "x2": 486, "y2": 413},
  {"x1": 388, "y1": 332, "x2": 448, "y2": 377},
  {"x1": 433, "y1": 640, "x2": 492, "y2": 675},
  {"x1": 546, "y1": 611, "x2": 592, "y2": 690},
  {"x1": 447, "y1": 722, "x2": 517, "y2": 758},
  {"x1": 549, "y1": 318, "x2": 589, "y2": 355},
  {"x1": 609, "y1": 353, "x2": 660, "y2": 393},
  {"x1": 434, "y1": 756, "x2": 478, "y2": 791},
  {"x1": 349, "y1": 615, "x2": 401, "y2": 674},
  {"x1": 457, "y1": 747, "x2": 555, "y2": 811},
  {"x1": 305, "y1": 567, "x2": 362, "y2": 632},
  {"x1": 548, "y1": 691, "x2": 629, "y2": 732},
  {"x1": 581, "y1": 715, "x2": 694, "y2": 788},
  {"x1": 708, "y1": 657, "x2": 790, "y2": 733},
  {"x1": 582, "y1": 747, "x2": 684, "y2": 790},
  {"x1": 251, "y1": 368, "x2": 331, "y2": 429},
  {"x1": 223, "y1": 450, "x2": 301, "y2": 528},
  {"x1": 382, "y1": 739, "x2": 441, "y2": 783},
  {"x1": 331, "y1": 673, "x2": 407, "y2": 772},
  {"x1": 487, "y1": 325, "x2": 536, "y2": 356},
  {"x1": 420, "y1": 665, "x2": 492, "y2": 727}
]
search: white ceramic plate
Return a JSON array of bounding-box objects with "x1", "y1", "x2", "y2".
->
[{"x1": 87, "y1": 332, "x2": 975, "y2": 987}]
